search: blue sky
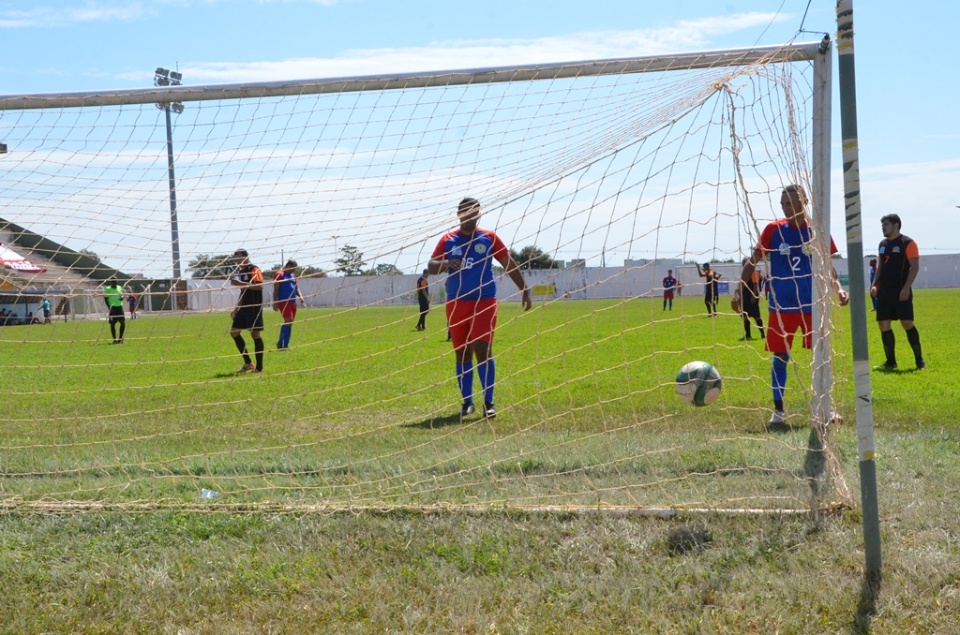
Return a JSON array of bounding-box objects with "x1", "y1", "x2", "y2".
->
[{"x1": 1, "y1": 0, "x2": 958, "y2": 275}]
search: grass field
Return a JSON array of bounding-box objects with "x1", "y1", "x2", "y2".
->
[{"x1": 1, "y1": 290, "x2": 958, "y2": 633}]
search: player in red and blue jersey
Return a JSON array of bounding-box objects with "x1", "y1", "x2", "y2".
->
[
  {"x1": 273, "y1": 259, "x2": 304, "y2": 350},
  {"x1": 662, "y1": 270, "x2": 677, "y2": 310},
  {"x1": 740, "y1": 184, "x2": 849, "y2": 427},
  {"x1": 429, "y1": 197, "x2": 532, "y2": 418}
]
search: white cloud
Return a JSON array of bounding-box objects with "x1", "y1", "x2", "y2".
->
[
  {"x1": 0, "y1": 4, "x2": 147, "y2": 27},
  {"x1": 180, "y1": 14, "x2": 789, "y2": 84}
]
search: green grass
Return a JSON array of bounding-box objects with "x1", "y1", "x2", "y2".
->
[{"x1": 1, "y1": 290, "x2": 958, "y2": 632}]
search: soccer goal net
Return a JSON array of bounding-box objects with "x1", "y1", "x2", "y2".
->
[{"x1": 0, "y1": 39, "x2": 851, "y2": 514}]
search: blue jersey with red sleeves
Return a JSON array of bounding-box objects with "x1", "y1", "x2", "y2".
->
[
  {"x1": 758, "y1": 218, "x2": 838, "y2": 313},
  {"x1": 274, "y1": 271, "x2": 298, "y2": 301},
  {"x1": 432, "y1": 228, "x2": 509, "y2": 301}
]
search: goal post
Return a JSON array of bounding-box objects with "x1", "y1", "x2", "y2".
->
[{"x1": 0, "y1": 40, "x2": 852, "y2": 514}]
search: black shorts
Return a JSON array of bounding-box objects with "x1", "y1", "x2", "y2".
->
[
  {"x1": 742, "y1": 299, "x2": 762, "y2": 320},
  {"x1": 108, "y1": 306, "x2": 125, "y2": 321},
  {"x1": 232, "y1": 306, "x2": 264, "y2": 330},
  {"x1": 876, "y1": 288, "x2": 914, "y2": 322}
]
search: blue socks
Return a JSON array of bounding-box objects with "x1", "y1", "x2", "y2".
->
[
  {"x1": 457, "y1": 362, "x2": 474, "y2": 403},
  {"x1": 278, "y1": 323, "x2": 292, "y2": 348},
  {"x1": 772, "y1": 354, "x2": 789, "y2": 404},
  {"x1": 477, "y1": 358, "x2": 495, "y2": 404}
]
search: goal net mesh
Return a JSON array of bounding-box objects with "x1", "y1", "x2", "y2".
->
[{"x1": 0, "y1": 43, "x2": 851, "y2": 513}]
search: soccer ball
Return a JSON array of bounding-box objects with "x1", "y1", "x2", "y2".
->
[{"x1": 675, "y1": 361, "x2": 722, "y2": 407}]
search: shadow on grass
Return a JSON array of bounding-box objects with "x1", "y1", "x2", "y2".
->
[
  {"x1": 405, "y1": 413, "x2": 468, "y2": 429},
  {"x1": 851, "y1": 571, "x2": 882, "y2": 634}
]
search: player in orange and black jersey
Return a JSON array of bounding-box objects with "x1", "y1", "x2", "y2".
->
[
  {"x1": 415, "y1": 269, "x2": 430, "y2": 330},
  {"x1": 870, "y1": 213, "x2": 925, "y2": 370},
  {"x1": 229, "y1": 248, "x2": 265, "y2": 373},
  {"x1": 733, "y1": 257, "x2": 765, "y2": 341}
]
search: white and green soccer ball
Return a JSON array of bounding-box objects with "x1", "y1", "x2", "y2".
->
[{"x1": 675, "y1": 361, "x2": 722, "y2": 407}]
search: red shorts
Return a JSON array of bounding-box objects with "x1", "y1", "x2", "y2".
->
[
  {"x1": 765, "y1": 311, "x2": 812, "y2": 354},
  {"x1": 663, "y1": 291, "x2": 675, "y2": 300},
  {"x1": 446, "y1": 298, "x2": 498, "y2": 349},
  {"x1": 276, "y1": 300, "x2": 297, "y2": 320}
]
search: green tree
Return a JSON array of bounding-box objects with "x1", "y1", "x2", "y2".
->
[
  {"x1": 510, "y1": 245, "x2": 561, "y2": 270},
  {"x1": 363, "y1": 263, "x2": 403, "y2": 276},
  {"x1": 188, "y1": 253, "x2": 235, "y2": 279},
  {"x1": 333, "y1": 245, "x2": 366, "y2": 276}
]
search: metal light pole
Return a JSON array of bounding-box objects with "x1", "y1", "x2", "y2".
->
[{"x1": 155, "y1": 67, "x2": 184, "y2": 281}]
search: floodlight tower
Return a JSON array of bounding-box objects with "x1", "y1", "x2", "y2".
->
[{"x1": 155, "y1": 67, "x2": 185, "y2": 281}]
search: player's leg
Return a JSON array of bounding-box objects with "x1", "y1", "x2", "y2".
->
[
  {"x1": 765, "y1": 311, "x2": 797, "y2": 424},
  {"x1": 251, "y1": 328, "x2": 264, "y2": 371},
  {"x1": 278, "y1": 302, "x2": 296, "y2": 348},
  {"x1": 875, "y1": 291, "x2": 899, "y2": 368},
  {"x1": 117, "y1": 314, "x2": 126, "y2": 342},
  {"x1": 471, "y1": 299, "x2": 499, "y2": 417},
  {"x1": 448, "y1": 301, "x2": 475, "y2": 414},
  {"x1": 753, "y1": 303, "x2": 765, "y2": 340},
  {"x1": 231, "y1": 311, "x2": 254, "y2": 371},
  {"x1": 898, "y1": 296, "x2": 924, "y2": 368},
  {"x1": 109, "y1": 315, "x2": 118, "y2": 341}
]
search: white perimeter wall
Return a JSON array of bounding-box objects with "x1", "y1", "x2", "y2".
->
[{"x1": 184, "y1": 253, "x2": 960, "y2": 311}]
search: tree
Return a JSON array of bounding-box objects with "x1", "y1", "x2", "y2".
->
[
  {"x1": 363, "y1": 263, "x2": 403, "y2": 276},
  {"x1": 188, "y1": 253, "x2": 235, "y2": 279},
  {"x1": 510, "y1": 245, "x2": 561, "y2": 270},
  {"x1": 334, "y1": 245, "x2": 366, "y2": 276},
  {"x1": 79, "y1": 248, "x2": 101, "y2": 261}
]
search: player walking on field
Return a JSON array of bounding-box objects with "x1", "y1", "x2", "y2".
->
[
  {"x1": 104, "y1": 278, "x2": 126, "y2": 344},
  {"x1": 733, "y1": 257, "x2": 766, "y2": 341},
  {"x1": 415, "y1": 269, "x2": 430, "y2": 330},
  {"x1": 230, "y1": 249, "x2": 265, "y2": 373},
  {"x1": 429, "y1": 197, "x2": 532, "y2": 418},
  {"x1": 740, "y1": 184, "x2": 849, "y2": 426},
  {"x1": 662, "y1": 269, "x2": 678, "y2": 311},
  {"x1": 870, "y1": 213, "x2": 925, "y2": 370},
  {"x1": 696, "y1": 262, "x2": 721, "y2": 316},
  {"x1": 273, "y1": 259, "x2": 304, "y2": 350}
]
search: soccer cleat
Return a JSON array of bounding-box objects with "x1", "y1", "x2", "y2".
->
[
  {"x1": 236, "y1": 362, "x2": 256, "y2": 374},
  {"x1": 769, "y1": 410, "x2": 786, "y2": 425},
  {"x1": 251, "y1": 368, "x2": 263, "y2": 374},
  {"x1": 916, "y1": 360, "x2": 926, "y2": 370},
  {"x1": 484, "y1": 402, "x2": 497, "y2": 419},
  {"x1": 875, "y1": 361, "x2": 898, "y2": 371},
  {"x1": 460, "y1": 401, "x2": 475, "y2": 417}
]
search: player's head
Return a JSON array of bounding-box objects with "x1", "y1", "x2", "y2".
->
[
  {"x1": 457, "y1": 197, "x2": 481, "y2": 234},
  {"x1": 233, "y1": 249, "x2": 250, "y2": 265},
  {"x1": 781, "y1": 184, "x2": 808, "y2": 226},
  {"x1": 422, "y1": 268, "x2": 429, "y2": 276},
  {"x1": 702, "y1": 262, "x2": 711, "y2": 270},
  {"x1": 667, "y1": 269, "x2": 672, "y2": 275},
  {"x1": 869, "y1": 258, "x2": 877, "y2": 267},
  {"x1": 880, "y1": 213, "x2": 902, "y2": 239},
  {"x1": 284, "y1": 259, "x2": 298, "y2": 272}
]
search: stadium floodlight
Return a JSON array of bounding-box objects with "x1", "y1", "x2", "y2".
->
[{"x1": 154, "y1": 66, "x2": 185, "y2": 281}]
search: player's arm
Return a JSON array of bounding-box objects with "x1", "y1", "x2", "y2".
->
[
  {"x1": 901, "y1": 242, "x2": 920, "y2": 301},
  {"x1": 428, "y1": 239, "x2": 459, "y2": 274},
  {"x1": 829, "y1": 265, "x2": 850, "y2": 306},
  {"x1": 496, "y1": 249, "x2": 532, "y2": 311},
  {"x1": 272, "y1": 272, "x2": 282, "y2": 310},
  {"x1": 740, "y1": 245, "x2": 763, "y2": 288}
]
